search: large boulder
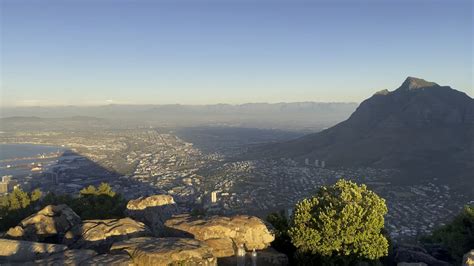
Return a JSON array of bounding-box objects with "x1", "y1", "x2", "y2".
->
[
  {"x1": 110, "y1": 237, "x2": 217, "y2": 266},
  {"x1": 6, "y1": 204, "x2": 81, "y2": 243},
  {"x1": 0, "y1": 238, "x2": 67, "y2": 263},
  {"x1": 164, "y1": 214, "x2": 275, "y2": 257},
  {"x1": 393, "y1": 245, "x2": 451, "y2": 266},
  {"x1": 63, "y1": 218, "x2": 151, "y2": 252},
  {"x1": 126, "y1": 195, "x2": 175, "y2": 210},
  {"x1": 464, "y1": 250, "x2": 474, "y2": 266},
  {"x1": 125, "y1": 195, "x2": 179, "y2": 236}
]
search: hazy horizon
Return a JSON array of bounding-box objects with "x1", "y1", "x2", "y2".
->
[{"x1": 1, "y1": 0, "x2": 473, "y2": 107}]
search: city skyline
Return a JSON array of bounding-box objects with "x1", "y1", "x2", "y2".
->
[{"x1": 1, "y1": 0, "x2": 472, "y2": 106}]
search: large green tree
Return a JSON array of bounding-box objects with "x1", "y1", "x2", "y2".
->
[{"x1": 288, "y1": 179, "x2": 388, "y2": 263}]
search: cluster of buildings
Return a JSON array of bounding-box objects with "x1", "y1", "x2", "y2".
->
[
  {"x1": 1, "y1": 129, "x2": 470, "y2": 242},
  {"x1": 0, "y1": 175, "x2": 17, "y2": 194}
]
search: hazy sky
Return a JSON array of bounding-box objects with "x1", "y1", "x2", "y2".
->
[{"x1": 1, "y1": 0, "x2": 472, "y2": 106}]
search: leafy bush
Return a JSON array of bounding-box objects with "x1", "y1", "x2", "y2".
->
[
  {"x1": 288, "y1": 179, "x2": 388, "y2": 264},
  {"x1": 0, "y1": 188, "x2": 43, "y2": 230},
  {"x1": 43, "y1": 183, "x2": 126, "y2": 220},
  {"x1": 0, "y1": 183, "x2": 126, "y2": 230},
  {"x1": 422, "y1": 205, "x2": 474, "y2": 264}
]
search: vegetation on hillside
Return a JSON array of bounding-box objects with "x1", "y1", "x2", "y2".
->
[
  {"x1": 422, "y1": 204, "x2": 474, "y2": 264},
  {"x1": 0, "y1": 188, "x2": 43, "y2": 231},
  {"x1": 0, "y1": 183, "x2": 126, "y2": 231}
]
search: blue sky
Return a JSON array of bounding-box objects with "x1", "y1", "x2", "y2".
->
[{"x1": 1, "y1": 0, "x2": 472, "y2": 106}]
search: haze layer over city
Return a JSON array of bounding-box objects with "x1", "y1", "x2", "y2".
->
[{"x1": 0, "y1": 0, "x2": 473, "y2": 265}]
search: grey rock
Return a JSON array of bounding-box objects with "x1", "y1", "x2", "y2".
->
[
  {"x1": 63, "y1": 218, "x2": 151, "y2": 252},
  {"x1": 110, "y1": 237, "x2": 217, "y2": 266},
  {"x1": 0, "y1": 238, "x2": 67, "y2": 263},
  {"x1": 6, "y1": 205, "x2": 81, "y2": 243}
]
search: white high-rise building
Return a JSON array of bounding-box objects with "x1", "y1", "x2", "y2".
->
[
  {"x1": 211, "y1": 191, "x2": 218, "y2": 203},
  {"x1": 315, "y1": 160, "x2": 319, "y2": 167},
  {"x1": 304, "y1": 158, "x2": 309, "y2": 165},
  {"x1": 321, "y1": 160, "x2": 326, "y2": 168},
  {"x1": 2, "y1": 175, "x2": 12, "y2": 183}
]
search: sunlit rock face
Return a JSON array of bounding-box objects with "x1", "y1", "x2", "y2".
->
[
  {"x1": 6, "y1": 204, "x2": 81, "y2": 242},
  {"x1": 165, "y1": 214, "x2": 275, "y2": 257},
  {"x1": 125, "y1": 195, "x2": 179, "y2": 236}
]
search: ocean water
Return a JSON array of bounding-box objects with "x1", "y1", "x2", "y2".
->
[{"x1": 0, "y1": 143, "x2": 64, "y2": 161}]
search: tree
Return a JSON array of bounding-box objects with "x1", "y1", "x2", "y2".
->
[
  {"x1": 75, "y1": 183, "x2": 125, "y2": 219},
  {"x1": 30, "y1": 188, "x2": 43, "y2": 202},
  {"x1": 423, "y1": 205, "x2": 474, "y2": 264},
  {"x1": 0, "y1": 188, "x2": 44, "y2": 230},
  {"x1": 80, "y1": 185, "x2": 97, "y2": 196},
  {"x1": 97, "y1": 182, "x2": 116, "y2": 197},
  {"x1": 80, "y1": 183, "x2": 115, "y2": 197},
  {"x1": 288, "y1": 179, "x2": 388, "y2": 264}
]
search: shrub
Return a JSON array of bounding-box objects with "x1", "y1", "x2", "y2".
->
[
  {"x1": 0, "y1": 188, "x2": 42, "y2": 230},
  {"x1": 288, "y1": 179, "x2": 388, "y2": 264},
  {"x1": 423, "y1": 204, "x2": 474, "y2": 264}
]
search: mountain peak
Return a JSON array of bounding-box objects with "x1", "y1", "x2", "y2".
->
[{"x1": 399, "y1": 77, "x2": 439, "y2": 90}]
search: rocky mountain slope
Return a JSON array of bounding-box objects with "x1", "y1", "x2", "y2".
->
[{"x1": 251, "y1": 77, "x2": 474, "y2": 184}]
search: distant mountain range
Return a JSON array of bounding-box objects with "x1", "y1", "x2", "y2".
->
[
  {"x1": 251, "y1": 77, "x2": 474, "y2": 184},
  {"x1": 0, "y1": 102, "x2": 357, "y2": 131}
]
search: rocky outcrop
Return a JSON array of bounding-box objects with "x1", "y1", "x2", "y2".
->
[
  {"x1": 6, "y1": 204, "x2": 81, "y2": 242},
  {"x1": 80, "y1": 253, "x2": 134, "y2": 266},
  {"x1": 164, "y1": 214, "x2": 274, "y2": 257},
  {"x1": 0, "y1": 238, "x2": 67, "y2": 263},
  {"x1": 393, "y1": 245, "x2": 451, "y2": 266},
  {"x1": 125, "y1": 195, "x2": 179, "y2": 236},
  {"x1": 63, "y1": 218, "x2": 151, "y2": 252},
  {"x1": 126, "y1": 195, "x2": 175, "y2": 210},
  {"x1": 464, "y1": 250, "x2": 474, "y2": 266},
  {"x1": 110, "y1": 237, "x2": 217, "y2": 266}
]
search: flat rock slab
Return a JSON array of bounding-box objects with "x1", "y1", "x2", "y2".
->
[
  {"x1": 0, "y1": 238, "x2": 67, "y2": 263},
  {"x1": 80, "y1": 253, "x2": 134, "y2": 266},
  {"x1": 110, "y1": 237, "x2": 217, "y2": 266},
  {"x1": 64, "y1": 218, "x2": 150, "y2": 252}
]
